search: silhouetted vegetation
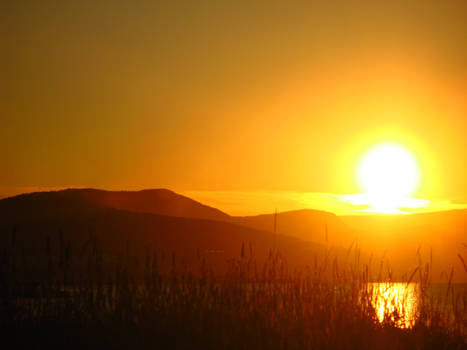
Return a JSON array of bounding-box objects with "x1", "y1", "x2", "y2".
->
[{"x1": 0, "y1": 231, "x2": 465, "y2": 350}]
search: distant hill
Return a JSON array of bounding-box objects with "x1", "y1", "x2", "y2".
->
[
  {"x1": 1, "y1": 188, "x2": 465, "y2": 281},
  {"x1": 0, "y1": 189, "x2": 347, "y2": 244},
  {"x1": 0, "y1": 188, "x2": 229, "y2": 221},
  {"x1": 229, "y1": 208, "x2": 467, "y2": 282},
  {"x1": 340, "y1": 210, "x2": 467, "y2": 283},
  {"x1": 229, "y1": 209, "x2": 351, "y2": 246},
  {"x1": 0, "y1": 189, "x2": 344, "y2": 276},
  {"x1": 0, "y1": 208, "x2": 321, "y2": 277}
]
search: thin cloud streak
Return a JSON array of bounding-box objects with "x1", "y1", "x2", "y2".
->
[{"x1": 183, "y1": 190, "x2": 467, "y2": 216}]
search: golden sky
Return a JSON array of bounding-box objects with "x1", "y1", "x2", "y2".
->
[{"x1": 2, "y1": 1, "x2": 466, "y2": 214}]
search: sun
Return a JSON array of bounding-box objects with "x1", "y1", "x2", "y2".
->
[{"x1": 356, "y1": 142, "x2": 420, "y2": 213}]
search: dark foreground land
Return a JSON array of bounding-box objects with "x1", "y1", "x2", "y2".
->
[{"x1": 1, "y1": 241, "x2": 465, "y2": 350}]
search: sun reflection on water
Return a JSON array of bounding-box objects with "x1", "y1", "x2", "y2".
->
[{"x1": 368, "y1": 283, "x2": 420, "y2": 328}]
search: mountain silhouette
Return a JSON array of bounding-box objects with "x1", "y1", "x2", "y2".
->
[
  {"x1": 0, "y1": 189, "x2": 325, "y2": 275},
  {"x1": 0, "y1": 188, "x2": 465, "y2": 281},
  {"x1": 0, "y1": 188, "x2": 229, "y2": 221},
  {"x1": 230, "y1": 209, "x2": 350, "y2": 245},
  {"x1": 0, "y1": 189, "x2": 345, "y2": 243}
]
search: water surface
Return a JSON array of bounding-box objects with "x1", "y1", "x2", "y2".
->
[{"x1": 367, "y1": 283, "x2": 419, "y2": 328}]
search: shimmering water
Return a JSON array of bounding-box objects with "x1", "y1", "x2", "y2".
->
[{"x1": 367, "y1": 283, "x2": 420, "y2": 328}]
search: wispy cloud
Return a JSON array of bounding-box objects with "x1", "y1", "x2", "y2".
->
[{"x1": 183, "y1": 190, "x2": 467, "y2": 216}]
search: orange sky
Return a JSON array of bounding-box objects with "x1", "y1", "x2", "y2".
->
[{"x1": 2, "y1": 1, "x2": 466, "y2": 214}]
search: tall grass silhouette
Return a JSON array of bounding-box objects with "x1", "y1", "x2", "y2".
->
[{"x1": 0, "y1": 231, "x2": 465, "y2": 349}]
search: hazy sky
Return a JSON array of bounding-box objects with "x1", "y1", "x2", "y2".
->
[{"x1": 2, "y1": 1, "x2": 466, "y2": 212}]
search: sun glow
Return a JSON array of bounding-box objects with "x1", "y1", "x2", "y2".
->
[{"x1": 357, "y1": 143, "x2": 421, "y2": 213}]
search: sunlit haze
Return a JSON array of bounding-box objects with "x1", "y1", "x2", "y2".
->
[{"x1": 2, "y1": 0, "x2": 467, "y2": 215}]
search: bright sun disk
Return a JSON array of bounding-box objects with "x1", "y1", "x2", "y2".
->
[{"x1": 357, "y1": 142, "x2": 420, "y2": 213}]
